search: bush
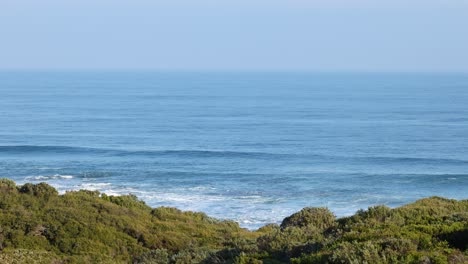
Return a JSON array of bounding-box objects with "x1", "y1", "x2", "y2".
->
[
  {"x1": 330, "y1": 241, "x2": 382, "y2": 263},
  {"x1": 0, "y1": 178, "x2": 16, "y2": 190},
  {"x1": 102, "y1": 193, "x2": 150, "y2": 211},
  {"x1": 0, "y1": 180, "x2": 466, "y2": 264},
  {"x1": 134, "y1": 249, "x2": 170, "y2": 264},
  {"x1": 281, "y1": 207, "x2": 335, "y2": 230},
  {"x1": 18, "y1": 182, "x2": 58, "y2": 198}
]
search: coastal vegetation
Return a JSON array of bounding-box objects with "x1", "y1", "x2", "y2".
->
[{"x1": 0, "y1": 179, "x2": 466, "y2": 263}]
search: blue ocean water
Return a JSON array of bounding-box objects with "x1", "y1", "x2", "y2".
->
[{"x1": 1, "y1": 71, "x2": 467, "y2": 229}]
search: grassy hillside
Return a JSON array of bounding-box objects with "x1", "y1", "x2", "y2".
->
[{"x1": 0, "y1": 179, "x2": 466, "y2": 263}]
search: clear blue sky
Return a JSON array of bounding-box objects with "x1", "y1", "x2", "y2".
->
[{"x1": 1, "y1": 0, "x2": 467, "y2": 72}]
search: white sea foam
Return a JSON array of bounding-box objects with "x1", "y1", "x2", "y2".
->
[
  {"x1": 187, "y1": 186, "x2": 216, "y2": 191},
  {"x1": 80, "y1": 182, "x2": 112, "y2": 187},
  {"x1": 78, "y1": 182, "x2": 112, "y2": 191},
  {"x1": 73, "y1": 183, "x2": 144, "y2": 197},
  {"x1": 142, "y1": 192, "x2": 226, "y2": 203},
  {"x1": 25, "y1": 174, "x2": 74, "y2": 181}
]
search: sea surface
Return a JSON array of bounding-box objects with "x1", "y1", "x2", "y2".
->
[{"x1": 1, "y1": 71, "x2": 467, "y2": 229}]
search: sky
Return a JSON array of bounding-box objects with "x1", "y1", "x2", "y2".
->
[{"x1": 1, "y1": 0, "x2": 467, "y2": 72}]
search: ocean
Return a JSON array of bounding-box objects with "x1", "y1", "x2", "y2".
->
[{"x1": 1, "y1": 71, "x2": 467, "y2": 229}]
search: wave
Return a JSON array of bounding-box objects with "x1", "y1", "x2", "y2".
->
[
  {"x1": 1, "y1": 145, "x2": 468, "y2": 165},
  {"x1": 350, "y1": 156, "x2": 468, "y2": 165},
  {"x1": 0, "y1": 145, "x2": 108, "y2": 154},
  {"x1": 25, "y1": 174, "x2": 74, "y2": 181},
  {"x1": 314, "y1": 154, "x2": 468, "y2": 166},
  {"x1": 115, "y1": 149, "x2": 284, "y2": 158},
  {"x1": 0, "y1": 145, "x2": 284, "y2": 159}
]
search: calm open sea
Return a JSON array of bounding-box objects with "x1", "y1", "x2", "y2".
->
[{"x1": 1, "y1": 71, "x2": 467, "y2": 229}]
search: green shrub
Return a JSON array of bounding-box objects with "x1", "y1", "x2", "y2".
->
[
  {"x1": 0, "y1": 178, "x2": 16, "y2": 190},
  {"x1": 281, "y1": 207, "x2": 335, "y2": 230},
  {"x1": 330, "y1": 241, "x2": 382, "y2": 264},
  {"x1": 234, "y1": 253, "x2": 263, "y2": 264},
  {"x1": 134, "y1": 249, "x2": 170, "y2": 264},
  {"x1": 102, "y1": 193, "x2": 150, "y2": 211},
  {"x1": 18, "y1": 182, "x2": 58, "y2": 198},
  {"x1": 0, "y1": 180, "x2": 466, "y2": 264}
]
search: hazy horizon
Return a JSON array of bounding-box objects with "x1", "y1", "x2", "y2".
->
[
  {"x1": 2, "y1": 69, "x2": 468, "y2": 74},
  {"x1": 1, "y1": 0, "x2": 468, "y2": 72}
]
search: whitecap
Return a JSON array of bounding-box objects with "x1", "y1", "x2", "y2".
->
[
  {"x1": 25, "y1": 175, "x2": 49, "y2": 181},
  {"x1": 25, "y1": 174, "x2": 74, "y2": 181},
  {"x1": 57, "y1": 174, "x2": 74, "y2": 179},
  {"x1": 79, "y1": 182, "x2": 112, "y2": 189}
]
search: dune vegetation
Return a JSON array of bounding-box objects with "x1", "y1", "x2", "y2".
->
[{"x1": 0, "y1": 178, "x2": 466, "y2": 263}]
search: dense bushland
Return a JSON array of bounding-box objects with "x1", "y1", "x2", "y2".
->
[{"x1": 0, "y1": 179, "x2": 466, "y2": 263}]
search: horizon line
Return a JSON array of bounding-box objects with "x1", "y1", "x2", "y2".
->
[{"x1": 1, "y1": 68, "x2": 468, "y2": 75}]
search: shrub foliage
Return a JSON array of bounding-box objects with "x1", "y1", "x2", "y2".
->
[{"x1": 0, "y1": 179, "x2": 466, "y2": 263}]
